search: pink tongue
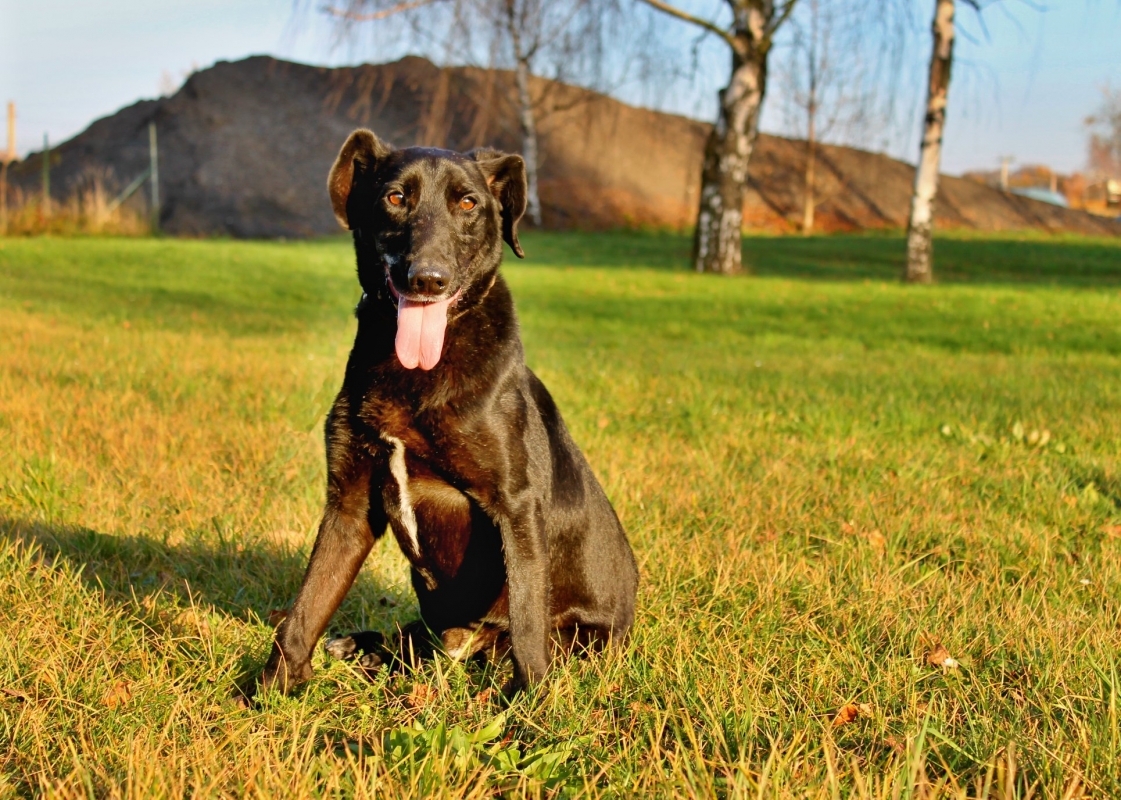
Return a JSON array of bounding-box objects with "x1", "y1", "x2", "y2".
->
[{"x1": 395, "y1": 296, "x2": 453, "y2": 370}]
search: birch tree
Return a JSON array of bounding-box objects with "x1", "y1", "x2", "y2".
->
[
  {"x1": 902, "y1": 0, "x2": 979, "y2": 283},
  {"x1": 793, "y1": 1, "x2": 825, "y2": 235},
  {"x1": 639, "y1": 0, "x2": 799, "y2": 274},
  {"x1": 778, "y1": 0, "x2": 879, "y2": 234}
]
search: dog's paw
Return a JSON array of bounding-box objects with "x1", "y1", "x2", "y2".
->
[
  {"x1": 325, "y1": 631, "x2": 388, "y2": 679},
  {"x1": 324, "y1": 635, "x2": 359, "y2": 661},
  {"x1": 357, "y1": 651, "x2": 386, "y2": 675},
  {"x1": 258, "y1": 658, "x2": 313, "y2": 696},
  {"x1": 324, "y1": 630, "x2": 385, "y2": 661}
]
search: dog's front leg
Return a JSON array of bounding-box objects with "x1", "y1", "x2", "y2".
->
[
  {"x1": 499, "y1": 504, "x2": 551, "y2": 694},
  {"x1": 260, "y1": 455, "x2": 383, "y2": 695}
]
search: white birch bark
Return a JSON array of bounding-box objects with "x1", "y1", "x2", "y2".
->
[
  {"x1": 904, "y1": 0, "x2": 955, "y2": 284},
  {"x1": 507, "y1": 5, "x2": 543, "y2": 227},
  {"x1": 693, "y1": 8, "x2": 768, "y2": 274}
]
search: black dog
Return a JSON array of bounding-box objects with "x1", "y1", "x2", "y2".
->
[{"x1": 258, "y1": 129, "x2": 637, "y2": 696}]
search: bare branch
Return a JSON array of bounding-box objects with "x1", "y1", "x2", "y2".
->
[
  {"x1": 765, "y1": 0, "x2": 801, "y2": 46},
  {"x1": 637, "y1": 0, "x2": 736, "y2": 49},
  {"x1": 321, "y1": 0, "x2": 442, "y2": 23}
]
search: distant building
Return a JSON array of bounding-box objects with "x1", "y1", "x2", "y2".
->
[
  {"x1": 1084, "y1": 179, "x2": 1121, "y2": 212},
  {"x1": 965, "y1": 163, "x2": 1120, "y2": 217}
]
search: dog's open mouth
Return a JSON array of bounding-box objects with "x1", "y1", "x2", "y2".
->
[{"x1": 385, "y1": 270, "x2": 460, "y2": 371}]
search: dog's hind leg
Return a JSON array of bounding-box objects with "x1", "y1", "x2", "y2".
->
[{"x1": 441, "y1": 624, "x2": 507, "y2": 662}]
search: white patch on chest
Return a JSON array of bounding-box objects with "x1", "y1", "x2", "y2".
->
[{"x1": 381, "y1": 433, "x2": 419, "y2": 559}]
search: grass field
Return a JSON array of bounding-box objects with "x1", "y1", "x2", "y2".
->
[{"x1": 1, "y1": 231, "x2": 1120, "y2": 798}]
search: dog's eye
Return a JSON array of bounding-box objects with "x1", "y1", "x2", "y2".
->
[
  {"x1": 387, "y1": 192, "x2": 405, "y2": 207},
  {"x1": 459, "y1": 197, "x2": 477, "y2": 211}
]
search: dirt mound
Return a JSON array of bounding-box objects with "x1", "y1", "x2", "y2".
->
[{"x1": 8, "y1": 55, "x2": 1119, "y2": 238}]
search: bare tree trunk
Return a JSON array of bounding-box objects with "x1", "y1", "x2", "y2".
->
[
  {"x1": 904, "y1": 0, "x2": 955, "y2": 284},
  {"x1": 512, "y1": 57, "x2": 543, "y2": 227},
  {"x1": 506, "y1": 3, "x2": 543, "y2": 227},
  {"x1": 0, "y1": 161, "x2": 8, "y2": 235},
  {"x1": 802, "y1": 103, "x2": 816, "y2": 235},
  {"x1": 693, "y1": 20, "x2": 768, "y2": 274}
]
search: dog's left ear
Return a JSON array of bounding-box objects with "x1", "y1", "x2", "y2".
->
[
  {"x1": 328, "y1": 129, "x2": 393, "y2": 229},
  {"x1": 470, "y1": 149, "x2": 528, "y2": 258}
]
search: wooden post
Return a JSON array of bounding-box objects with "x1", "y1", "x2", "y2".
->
[
  {"x1": 41, "y1": 132, "x2": 50, "y2": 217},
  {"x1": 0, "y1": 102, "x2": 13, "y2": 234},
  {"x1": 148, "y1": 121, "x2": 160, "y2": 233}
]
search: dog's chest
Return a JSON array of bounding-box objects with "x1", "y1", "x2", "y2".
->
[{"x1": 376, "y1": 431, "x2": 475, "y2": 589}]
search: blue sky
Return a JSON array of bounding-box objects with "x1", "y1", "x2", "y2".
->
[{"x1": 1, "y1": 0, "x2": 1118, "y2": 175}]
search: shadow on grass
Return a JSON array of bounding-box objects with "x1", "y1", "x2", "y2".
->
[
  {"x1": 521, "y1": 230, "x2": 1121, "y2": 287},
  {"x1": 0, "y1": 517, "x2": 402, "y2": 635}
]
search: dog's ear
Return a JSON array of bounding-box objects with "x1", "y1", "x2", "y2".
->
[
  {"x1": 470, "y1": 148, "x2": 527, "y2": 258},
  {"x1": 328, "y1": 129, "x2": 392, "y2": 229}
]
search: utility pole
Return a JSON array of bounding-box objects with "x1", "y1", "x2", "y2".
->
[
  {"x1": 0, "y1": 102, "x2": 14, "y2": 234},
  {"x1": 999, "y1": 156, "x2": 1014, "y2": 192},
  {"x1": 148, "y1": 121, "x2": 160, "y2": 233},
  {"x1": 41, "y1": 133, "x2": 50, "y2": 217}
]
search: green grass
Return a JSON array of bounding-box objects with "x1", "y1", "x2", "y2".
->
[{"x1": 1, "y1": 230, "x2": 1120, "y2": 797}]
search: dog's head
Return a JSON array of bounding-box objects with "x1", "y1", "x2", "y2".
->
[{"x1": 328, "y1": 129, "x2": 527, "y2": 370}]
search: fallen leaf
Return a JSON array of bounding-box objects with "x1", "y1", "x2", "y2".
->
[
  {"x1": 628, "y1": 700, "x2": 655, "y2": 715},
  {"x1": 925, "y1": 643, "x2": 959, "y2": 669},
  {"x1": 267, "y1": 609, "x2": 288, "y2": 627},
  {"x1": 1100, "y1": 524, "x2": 1121, "y2": 538},
  {"x1": 103, "y1": 680, "x2": 133, "y2": 709},
  {"x1": 597, "y1": 416, "x2": 610, "y2": 430},
  {"x1": 406, "y1": 682, "x2": 436, "y2": 709},
  {"x1": 472, "y1": 688, "x2": 497, "y2": 707},
  {"x1": 2, "y1": 687, "x2": 29, "y2": 702},
  {"x1": 832, "y1": 703, "x2": 871, "y2": 727},
  {"x1": 841, "y1": 521, "x2": 856, "y2": 535},
  {"x1": 866, "y1": 529, "x2": 886, "y2": 551}
]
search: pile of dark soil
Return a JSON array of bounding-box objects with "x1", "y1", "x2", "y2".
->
[{"x1": 9, "y1": 55, "x2": 1119, "y2": 238}]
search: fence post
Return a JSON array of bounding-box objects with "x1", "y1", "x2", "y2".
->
[
  {"x1": 41, "y1": 133, "x2": 50, "y2": 217},
  {"x1": 0, "y1": 102, "x2": 13, "y2": 234},
  {"x1": 149, "y1": 121, "x2": 159, "y2": 233}
]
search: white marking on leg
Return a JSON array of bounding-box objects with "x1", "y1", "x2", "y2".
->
[{"x1": 381, "y1": 433, "x2": 419, "y2": 559}]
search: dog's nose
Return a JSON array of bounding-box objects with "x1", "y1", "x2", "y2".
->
[{"x1": 408, "y1": 264, "x2": 451, "y2": 296}]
